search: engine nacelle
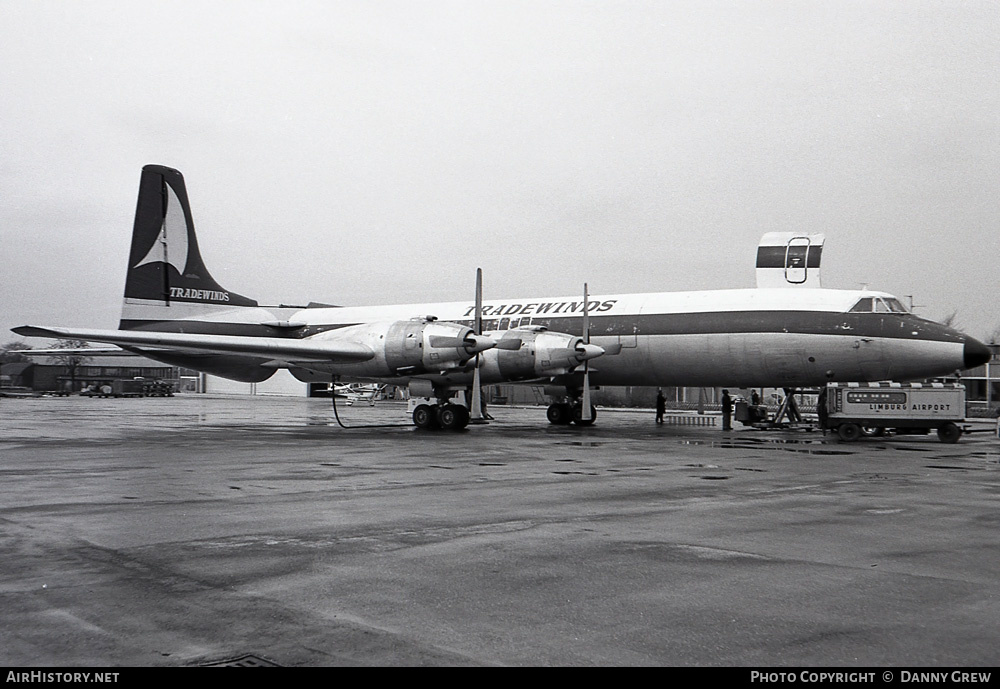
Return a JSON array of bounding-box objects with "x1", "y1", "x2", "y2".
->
[
  {"x1": 386, "y1": 318, "x2": 496, "y2": 374},
  {"x1": 302, "y1": 317, "x2": 496, "y2": 378},
  {"x1": 476, "y1": 328, "x2": 604, "y2": 382}
]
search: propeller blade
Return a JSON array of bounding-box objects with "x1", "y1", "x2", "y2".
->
[
  {"x1": 428, "y1": 336, "x2": 466, "y2": 348},
  {"x1": 581, "y1": 283, "x2": 593, "y2": 423},
  {"x1": 494, "y1": 338, "x2": 523, "y2": 350},
  {"x1": 428, "y1": 335, "x2": 465, "y2": 349},
  {"x1": 475, "y1": 267, "x2": 482, "y2": 335},
  {"x1": 428, "y1": 333, "x2": 496, "y2": 353},
  {"x1": 470, "y1": 268, "x2": 487, "y2": 423},
  {"x1": 602, "y1": 342, "x2": 623, "y2": 356}
]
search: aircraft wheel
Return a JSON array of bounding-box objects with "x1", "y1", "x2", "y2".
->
[
  {"x1": 547, "y1": 403, "x2": 572, "y2": 425},
  {"x1": 572, "y1": 404, "x2": 597, "y2": 426},
  {"x1": 937, "y1": 422, "x2": 962, "y2": 444},
  {"x1": 438, "y1": 404, "x2": 468, "y2": 431},
  {"x1": 837, "y1": 423, "x2": 861, "y2": 442},
  {"x1": 412, "y1": 404, "x2": 438, "y2": 429}
]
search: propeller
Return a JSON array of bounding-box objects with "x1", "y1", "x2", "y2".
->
[
  {"x1": 469, "y1": 268, "x2": 488, "y2": 423},
  {"x1": 572, "y1": 340, "x2": 604, "y2": 364}
]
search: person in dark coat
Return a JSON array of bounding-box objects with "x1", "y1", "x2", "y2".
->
[
  {"x1": 721, "y1": 389, "x2": 733, "y2": 431},
  {"x1": 655, "y1": 389, "x2": 666, "y2": 424}
]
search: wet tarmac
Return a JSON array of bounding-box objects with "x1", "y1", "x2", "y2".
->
[{"x1": 2, "y1": 394, "x2": 999, "y2": 666}]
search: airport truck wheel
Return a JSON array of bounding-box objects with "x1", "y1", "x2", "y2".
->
[
  {"x1": 412, "y1": 404, "x2": 437, "y2": 429},
  {"x1": 937, "y1": 422, "x2": 962, "y2": 444},
  {"x1": 837, "y1": 423, "x2": 861, "y2": 442},
  {"x1": 572, "y1": 404, "x2": 597, "y2": 426},
  {"x1": 860, "y1": 426, "x2": 884, "y2": 437},
  {"x1": 547, "y1": 403, "x2": 572, "y2": 425}
]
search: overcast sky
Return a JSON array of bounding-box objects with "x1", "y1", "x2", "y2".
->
[{"x1": 2, "y1": 0, "x2": 998, "y2": 344}]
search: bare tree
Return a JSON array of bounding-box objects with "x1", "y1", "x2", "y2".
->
[
  {"x1": 47, "y1": 339, "x2": 92, "y2": 392},
  {"x1": 938, "y1": 310, "x2": 960, "y2": 328},
  {"x1": 987, "y1": 325, "x2": 1000, "y2": 346},
  {"x1": 0, "y1": 341, "x2": 33, "y2": 364}
]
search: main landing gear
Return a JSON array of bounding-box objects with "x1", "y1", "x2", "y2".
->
[
  {"x1": 545, "y1": 400, "x2": 597, "y2": 426},
  {"x1": 411, "y1": 401, "x2": 471, "y2": 431}
]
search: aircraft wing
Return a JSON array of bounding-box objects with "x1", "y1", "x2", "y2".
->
[{"x1": 12, "y1": 326, "x2": 375, "y2": 363}]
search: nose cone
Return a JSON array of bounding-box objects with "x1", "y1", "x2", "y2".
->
[
  {"x1": 465, "y1": 334, "x2": 497, "y2": 355},
  {"x1": 575, "y1": 343, "x2": 605, "y2": 362},
  {"x1": 964, "y1": 337, "x2": 993, "y2": 369}
]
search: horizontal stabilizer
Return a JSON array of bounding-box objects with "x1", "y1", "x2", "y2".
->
[
  {"x1": 13, "y1": 326, "x2": 375, "y2": 363},
  {"x1": 18, "y1": 347, "x2": 122, "y2": 355}
]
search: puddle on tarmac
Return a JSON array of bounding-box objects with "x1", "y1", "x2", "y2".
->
[{"x1": 678, "y1": 439, "x2": 853, "y2": 456}]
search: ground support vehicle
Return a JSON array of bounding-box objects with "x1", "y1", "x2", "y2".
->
[
  {"x1": 141, "y1": 380, "x2": 175, "y2": 396},
  {"x1": 822, "y1": 382, "x2": 967, "y2": 443},
  {"x1": 80, "y1": 378, "x2": 175, "y2": 398}
]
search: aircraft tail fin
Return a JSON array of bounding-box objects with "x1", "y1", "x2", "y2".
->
[
  {"x1": 120, "y1": 165, "x2": 258, "y2": 329},
  {"x1": 755, "y1": 232, "x2": 825, "y2": 289}
]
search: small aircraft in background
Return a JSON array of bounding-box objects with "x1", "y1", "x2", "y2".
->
[{"x1": 333, "y1": 382, "x2": 386, "y2": 407}]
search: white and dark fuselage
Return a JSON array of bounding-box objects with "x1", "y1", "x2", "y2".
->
[{"x1": 117, "y1": 286, "x2": 982, "y2": 389}]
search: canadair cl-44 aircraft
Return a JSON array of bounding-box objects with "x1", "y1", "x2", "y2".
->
[{"x1": 14, "y1": 165, "x2": 991, "y2": 430}]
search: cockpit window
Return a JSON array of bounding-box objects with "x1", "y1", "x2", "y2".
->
[
  {"x1": 849, "y1": 296, "x2": 908, "y2": 313},
  {"x1": 849, "y1": 298, "x2": 874, "y2": 313},
  {"x1": 883, "y1": 298, "x2": 908, "y2": 313}
]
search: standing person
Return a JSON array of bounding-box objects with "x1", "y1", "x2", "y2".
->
[
  {"x1": 655, "y1": 389, "x2": 666, "y2": 424},
  {"x1": 751, "y1": 390, "x2": 760, "y2": 406},
  {"x1": 721, "y1": 389, "x2": 733, "y2": 431}
]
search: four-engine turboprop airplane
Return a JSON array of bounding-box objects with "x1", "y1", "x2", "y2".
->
[{"x1": 13, "y1": 165, "x2": 992, "y2": 430}]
